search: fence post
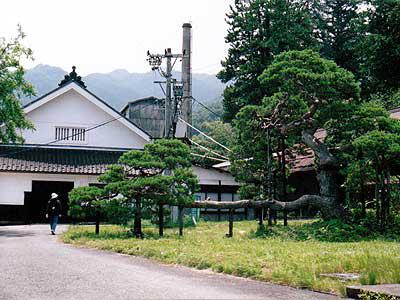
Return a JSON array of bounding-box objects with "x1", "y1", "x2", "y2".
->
[
  {"x1": 159, "y1": 203, "x2": 164, "y2": 237},
  {"x1": 178, "y1": 205, "x2": 184, "y2": 236},
  {"x1": 95, "y1": 210, "x2": 100, "y2": 235},
  {"x1": 283, "y1": 210, "x2": 288, "y2": 226},
  {"x1": 268, "y1": 208, "x2": 273, "y2": 226},
  {"x1": 227, "y1": 208, "x2": 234, "y2": 237}
]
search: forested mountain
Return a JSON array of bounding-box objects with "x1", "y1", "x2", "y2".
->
[{"x1": 23, "y1": 64, "x2": 224, "y2": 110}]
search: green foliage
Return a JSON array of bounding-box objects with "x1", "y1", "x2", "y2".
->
[
  {"x1": 192, "y1": 101, "x2": 224, "y2": 131},
  {"x1": 0, "y1": 26, "x2": 35, "y2": 143},
  {"x1": 326, "y1": 101, "x2": 395, "y2": 149},
  {"x1": 362, "y1": 0, "x2": 400, "y2": 95},
  {"x1": 359, "y1": 290, "x2": 398, "y2": 300},
  {"x1": 249, "y1": 218, "x2": 400, "y2": 242},
  {"x1": 100, "y1": 139, "x2": 197, "y2": 206},
  {"x1": 68, "y1": 186, "x2": 104, "y2": 219},
  {"x1": 231, "y1": 50, "x2": 360, "y2": 201},
  {"x1": 259, "y1": 50, "x2": 360, "y2": 128},
  {"x1": 145, "y1": 138, "x2": 192, "y2": 170},
  {"x1": 231, "y1": 104, "x2": 277, "y2": 198},
  {"x1": 317, "y1": 0, "x2": 366, "y2": 75},
  {"x1": 68, "y1": 139, "x2": 199, "y2": 230},
  {"x1": 325, "y1": 100, "x2": 400, "y2": 226},
  {"x1": 368, "y1": 89, "x2": 400, "y2": 110},
  {"x1": 353, "y1": 130, "x2": 400, "y2": 162},
  {"x1": 325, "y1": 101, "x2": 400, "y2": 170},
  {"x1": 191, "y1": 121, "x2": 233, "y2": 167},
  {"x1": 218, "y1": 0, "x2": 319, "y2": 120}
]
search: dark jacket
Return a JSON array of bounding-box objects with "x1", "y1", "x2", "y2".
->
[{"x1": 46, "y1": 198, "x2": 62, "y2": 216}]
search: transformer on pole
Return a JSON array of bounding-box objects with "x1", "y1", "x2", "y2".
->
[{"x1": 146, "y1": 23, "x2": 192, "y2": 139}]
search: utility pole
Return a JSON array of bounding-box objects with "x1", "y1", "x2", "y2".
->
[
  {"x1": 165, "y1": 48, "x2": 173, "y2": 138},
  {"x1": 147, "y1": 23, "x2": 191, "y2": 139},
  {"x1": 181, "y1": 23, "x2": 192, "y2": 138},
  {"x1": 147, "y1": 48, "x2": 183, "y2": 138}
]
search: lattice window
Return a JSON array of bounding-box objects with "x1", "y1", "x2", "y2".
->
[{"x1": 55, "y1": 127, "x2": 86, "y2": 142}]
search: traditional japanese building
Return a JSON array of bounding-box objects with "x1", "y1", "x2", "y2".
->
[{"x1": 0, "y1": 67, "x2": 240, "y2": 224}]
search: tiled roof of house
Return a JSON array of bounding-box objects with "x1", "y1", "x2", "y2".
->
[
  {"x1": 0, "y1": 146, "x2": 124, "y2": 175},
  {"x1": 287, "y1": 149, "x2": 315, "y2": 173},
  {"x1": 212, "y1": 130, "x2": 325, "y2": 173}
]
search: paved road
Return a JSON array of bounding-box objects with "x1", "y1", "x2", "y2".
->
[{"x1": 0, "y1": 225, "x2": 339, "y2": 300}]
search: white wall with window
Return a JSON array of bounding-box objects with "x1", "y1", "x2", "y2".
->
[
  {"x1": 21, "y1": 87, "x2": 149, "y2": 149},
  {"x1": 55, "y1": 127, "x2": 86, "y2": 143}
]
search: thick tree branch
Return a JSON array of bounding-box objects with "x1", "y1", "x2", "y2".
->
[{"x1": 188, "y1": 194, "x2": 341, "y2": 219}]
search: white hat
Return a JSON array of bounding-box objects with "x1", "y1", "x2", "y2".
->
[{"x1": 51, "y1": 193, "x2": 58, "y2": 199}]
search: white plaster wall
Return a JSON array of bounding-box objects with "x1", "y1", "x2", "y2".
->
[
  {"x1": 0, "y1": 172, "x2": 99, "y2": 205},
  {"x1": 22, "y1": 89, "x2": 148, "y2": 149},
  {"x1": 0, "y1": 168, "x2": 238, "y2": 206},
  {"x1": 192, "y1": 166, "x2": 239, "y2": 186}
]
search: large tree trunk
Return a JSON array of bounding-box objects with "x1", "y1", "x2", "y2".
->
[{"x1": 187, "y1": 129, "x2": 346, "y2": 220}]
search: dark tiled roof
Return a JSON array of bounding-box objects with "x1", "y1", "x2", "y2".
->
[
  {"x1": 287, "y1": 129, "x2": 326, "y2": 173},
  {"x1": 0, "y1": 146, "x2": 124, "y2": 174},
  {"x1": 288, "y1": 149, "x2": 315, "y2": 173}
]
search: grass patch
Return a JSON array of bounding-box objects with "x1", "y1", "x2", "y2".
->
[{"x1": 62, "y1": 220, "x2": 400, "y2": 295}]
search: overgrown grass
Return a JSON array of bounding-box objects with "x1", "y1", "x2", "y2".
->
[{"x1": 62, "y1": 220, "x2": 400, "y2": 295}]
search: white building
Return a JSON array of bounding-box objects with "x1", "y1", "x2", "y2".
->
[{"x1": 0, "y1": 68, "x2": 240, "y2": 224}]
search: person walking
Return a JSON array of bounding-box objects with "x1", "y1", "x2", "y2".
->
[{"x1": 46, "y1": 193, "x2": 62, "y2": 235}]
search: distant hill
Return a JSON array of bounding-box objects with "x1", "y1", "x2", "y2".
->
[{"x1": 23, "y1": 64, "x2": 225, "y2": 110}]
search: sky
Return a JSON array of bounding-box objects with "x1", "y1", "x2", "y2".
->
[{"x1": 1, "y1": 0, "x2": 233, "y2": 75}]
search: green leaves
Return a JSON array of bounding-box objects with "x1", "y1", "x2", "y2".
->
[
  {"x1": 118, "y1": 151, "x2": 165, "y2": 171},
  {"x1": 145, "y1": 138, "x2": 192, "y2": 169},
  {"x1": 218, "y1": 0, "x2": 319, "y2": 120},
  {"x1": 318, "y1": 0, "x2": 365, "y2": 75},
  {"x1": 353, "y1": 130, "x2": 400, "y2": 162},
  {"x1": 231, "y1": 49, "x2": 361, "y2": 202},
  {"x1": 259, "y1": 50, "x2": 360, "y2": 127},
  {"x1": 68, "y1": 139, "x2": 199, "y2": 222},
  {"x1": 191, "y1": 121, "x2": 233, "y2": 167},
  {"x1": 68, "y1": 186, "x2": 104, "y2": 219},
  {"x1": 363, "y1": 0, "x2": 400, "y2": 93},
  {"x1": 0, "y1": 26, "x2": 35, "y2": 143}
]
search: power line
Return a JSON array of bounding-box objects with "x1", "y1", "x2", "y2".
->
[
  {"x1": 191, "y1": 96, "x2": 222, "y2": 119},
  {"x1": 191, "y1": 153, "x2": 227, "y2": 162},
  {"x1": 0, "y1": 102, "x2": 156, "y2": 158},
  {"x1": 178, "y1": 117, "x2": 232, "y2": 152},
  {"x1": 0, "y1": 116, "x2": 124, "y2": 158},
  {"x1": 190, "y1": 138, "x2": 228, "y2": 160}
]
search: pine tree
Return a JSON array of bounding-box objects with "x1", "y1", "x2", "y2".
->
[
  {"x1": 318, "y1": 0, "x2": 365, "y2": 75},
  {"x1": 69, "y1": 139, "x2": 198, "y2": 237},
  {"x1": 364, "y1": 0, "x2": 400, "y2": 93},
  {"x1": 218, "y1": 0, "x2": 319, "y2": 121}
]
